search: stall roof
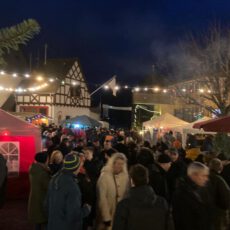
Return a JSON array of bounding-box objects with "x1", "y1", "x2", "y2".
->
[{"x1": 143, "y1": 113, "x2": 188, "y2": 129}]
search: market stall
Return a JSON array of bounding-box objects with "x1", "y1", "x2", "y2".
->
[
  {"x1": 62, "y1": 115, "x2": 102, "y2": 129},
  {"x1": 143, "y1": 113, "x2": 188, "y2": 130},
  {"x1": 172, "y1": 116, "x2": 215, "y2": 147},
  {"x1": 0, "y1": 109, "x2": 42, "y2": 198},
  {"x1": 142, "y1": 113, "x2": 188, "y2": 145}
]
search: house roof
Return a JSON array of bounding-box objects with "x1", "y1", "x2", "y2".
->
[{"x1": 18, "y1": 58, "x2": 77, "y2": 94}]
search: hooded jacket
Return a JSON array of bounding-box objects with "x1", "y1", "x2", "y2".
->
[
  {"x1": 113, "y1": 185, "x2": 173, "y2": 230},
  {"x1": 28, "y1": 163, "x2": 50, "y2": 223},
  {"x1": 97, "y1": 165, "x2": 129, "y2": 230},
  {"x1": 46, "y1": 171, "x2": 90, "y2": 230}
]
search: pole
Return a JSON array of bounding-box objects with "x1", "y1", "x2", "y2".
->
[{"x1": 44, "y1": 44, "x2": 48, "y2": 65}]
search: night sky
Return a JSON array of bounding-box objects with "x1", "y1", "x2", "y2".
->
[{"x1": 1, "y1": 0, "x2": 230, "y2": 84}]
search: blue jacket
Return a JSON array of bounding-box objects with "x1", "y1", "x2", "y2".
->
[{"x1": 46, "y1": 171, "x2": 90, "y2": 230}]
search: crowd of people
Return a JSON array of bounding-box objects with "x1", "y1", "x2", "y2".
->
[{"x1": 1, "y1": 123, "x2": 230, "y2": 230}]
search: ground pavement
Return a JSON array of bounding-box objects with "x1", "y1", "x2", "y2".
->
[{"x1": 0, "y1": 199, "x2": 32, "y2": 230}]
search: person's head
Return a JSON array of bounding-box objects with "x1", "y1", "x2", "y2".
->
[
  {"x1": 158, "y1": 154, "x2": 172, "y2": 172},
  {"x1": 143, "y1": 141, "x2": 151, "y2": 149},
  {"x1": 129, "y1": 164, "x2": 149, "y2": 187},
  {"x1": 63, "y1": 152, "x2": 82, "y2": 175},
  {"x1": 92, "y1": 137, "x2": 100, "y2": 147},
  {"x1": 107, "y1": 152, "x2": 127, "y2": 175},
  {"x1": 105, "y1": 148, "x2": 117, "y2": 160},
  {"x1": 83, "y1": 147, "x2": 94, "y2": 161},
  {"x1": 77, "y1": 139, "x2": 85, "y2": 147},
  {"x1": 137, "y1": 147, "x2": 155, "y2": 167},
  {"x1": 50, "y1": 150, "x2": 63, "y2": 164},
  {"x1": 187, "y1": 162, "x2": 209, "y2": 187},
  {"x1": 104, "y1": 140, "x2": 112, "y2": 150},
  {"x1": 35, "y1": 152, "x2": 48, "y2": 165},
  {"x1": 61, "y1": 138, "x2": 70, "y2": 147},
  {"x1": 209, "y1": 158, "x2": 223, "y2": 174},
  {"x1": 117, "y1": 135, "x2": 125, "y2": 144},
  {"x1": 169, "y1": 148, "x2": 179, "y2": 162}
]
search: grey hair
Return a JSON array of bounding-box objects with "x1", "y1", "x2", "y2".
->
[{"x1": 187, "y1": 161, "x2": 209, "y2": 176}]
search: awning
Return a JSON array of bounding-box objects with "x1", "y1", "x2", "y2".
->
[{"x1": 193, "y1": 116, "x2": 230, "y2": 132}]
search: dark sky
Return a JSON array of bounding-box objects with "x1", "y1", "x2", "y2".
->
[{"x1": 1, "y1": 0, "x2": 230, "y2": 84}]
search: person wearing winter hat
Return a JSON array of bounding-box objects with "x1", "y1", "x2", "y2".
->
[
  {"x1": 148, "y1": 154, "x2": 172, "y2": 202},
  {"x1": 46, "y1": 152, "x2": 91, "y2": 230},
  {"x1": 28, "y1": 152, "x2": 50, "y2": 230}
]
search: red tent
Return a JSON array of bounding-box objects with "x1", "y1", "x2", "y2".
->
[
  {"x1": 0, "y1": 109, "x2": 42, "y2": 198},
  {"x1": 193, "y1": 115, "x2": 230, "y2": 132}
]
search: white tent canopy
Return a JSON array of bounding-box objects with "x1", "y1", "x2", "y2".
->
[
  {"x1": 172, "y1": 116, "x2": 212, "y2": 133},
  {"x1": 143, "y1": 113, "x2": 188, "y2": 130},
  {"x1": 171, "y1": 116, "x2": 215, "y2": 148}
]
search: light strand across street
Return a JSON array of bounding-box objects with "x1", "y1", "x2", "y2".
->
[{"x1": 103, "y1": 84, "x2": 213, "y2": 95}]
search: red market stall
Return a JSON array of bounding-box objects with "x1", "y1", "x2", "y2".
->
[
  {"x1": 193, "y1": 115, "x2": 230, "y2": 132},
  {"x1": 0, "y1": 109, "x2": 42, "y2": 199}
]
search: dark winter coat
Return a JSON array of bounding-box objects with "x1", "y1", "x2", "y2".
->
[
  {"x1": 48, "y1": 163, "x2": 63, "y2": 176},
  {"x1": 172, "y1": 177, "x2": 214, "y2": 230},
  {"x1": 208, "y1": 170, "x2": 230, "y2": 210},
  {"x1": 0, "y1": 154, "x2": 7, "y2": 208},
  {"x1": 148, "y1": 163, "x2": 170, "y2": 202},
  {"x1": 221, "y1": 163, "x2": 230, "y2": 188},
  {"x1": 46, "y1": 171, "x2": 90, "y2": 230},
  {"x1": 56, "y1": 143, "x2": 71, "y2": 157},
  {"x1": 167, "y1": 160, "x2": 187, "y2": 197},
  {"x1": 113, "y1": 185, "x2": 173, "y2": 230},
  {"x1": 208, "y1": 171, "x2": 230, "y2": 230},
  {"x1": 28, "y1": 163, "x2": 50, "y2": 224}
]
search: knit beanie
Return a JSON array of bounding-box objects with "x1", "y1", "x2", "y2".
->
[
  {"x1": 63, "y1": 152, "x2": 81, "y2": 172},
  {"x1": 158, "y1": 154, "x2": 171, "y2": 164}
]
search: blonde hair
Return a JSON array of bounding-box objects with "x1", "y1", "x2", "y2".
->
[
  {"x1": 105, "y1": 152, "x2": 128, "y2": 174},
  {"x1": 50, "y1": 150, "x2": 63, "y2": 164}
]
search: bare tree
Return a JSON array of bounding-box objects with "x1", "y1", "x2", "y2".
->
[{"x1": 173, "y1": 26, "x2": 230, "y2": 117}]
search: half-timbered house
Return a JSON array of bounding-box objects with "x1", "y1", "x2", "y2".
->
[{"x1": 16, "y1": 59, "x2": 91, "y2": 124}]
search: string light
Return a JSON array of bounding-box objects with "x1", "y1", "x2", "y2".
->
[
  {"x1": 36, "y1": 76, "x2": 43, "y2": 81},
  {"x1": 182, "y1": 88, "x2": 186, "y2": 92},
  {"x1": 199, "y1": 88, "x2": 204, "y2": 93},
  {"x1": 125, "y1": 85, "x2": 128, "y2": 89},
  {"x1": 104, "y1": 85, "x2": 109, "y2": 89},
  {"x1": 115, "y1": 86, "x2": 120, "y2": 90},
  {"x1": 163, "y1": 89, "x2": 167, "y2": 93},
  {"x1": 135, "y1": 87, "x2": 140, "y2": 92},
  {"x1": 49, "y1": 78, "x2": 54, "y2": 82},
  {"x1": 144, "y1": 87, "x2": 148, "y2": 91},
  {"x1": 0, "y1": 71, "x2": 5, "y2": 75},
  {"x1": 24, "y1": 74, "x2": 30, "y2": 78},
  {"x1": 12, "y1": 73, "x2": 17, "y2": 78},
  {"x1": 153, "y1": 87, "x2": 159, "y2": 92}
]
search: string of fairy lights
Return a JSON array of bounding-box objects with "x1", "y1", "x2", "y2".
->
[
  {"x1": 0, "y1": 69, "x2": 213, "y2": 95},
  {"x1": 103, "y1": 84, "x2": 213, "y2": 94}
]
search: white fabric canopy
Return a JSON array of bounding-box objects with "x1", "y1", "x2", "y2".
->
[
  {"x1": 171, "y1": 116, "x2": 215, "y2": 148},
  {"x1": 172, "y1": 116, "x2": 212, "y2": 133},
  {"x1": 143, "y1": 113, "x2": 188, "y2": 129}
]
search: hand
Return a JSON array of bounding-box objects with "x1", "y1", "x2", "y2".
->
[{"x1": 103, "y1": 221, "x2": 111, "y2": 227}]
